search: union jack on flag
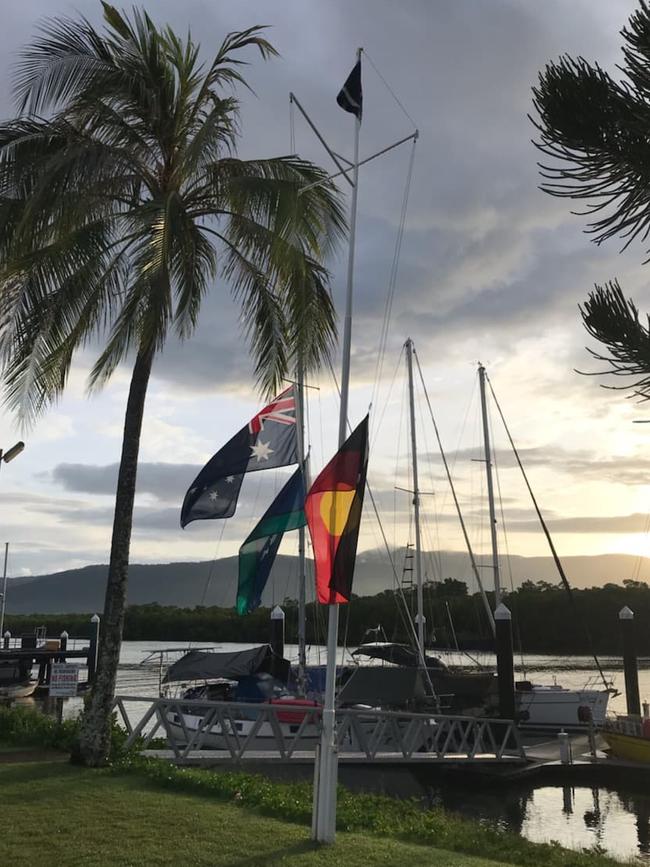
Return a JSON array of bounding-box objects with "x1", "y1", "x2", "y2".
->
[
  {"x1": 181, "y1": 384, "x2": 299, "y2": 527},
  {"x1": 248, "y1": 386, "x2": 296, "y2": 434}
]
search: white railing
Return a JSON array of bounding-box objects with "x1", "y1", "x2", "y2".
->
[
  {"x1": 111, "y1": 695, "x2": 526, "y2": 763},
  {"x1": 1, "y1": 636, "x2": 88, "y2": 651}
]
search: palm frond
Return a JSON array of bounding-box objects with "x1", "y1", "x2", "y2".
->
[
  {"x1": 13, "y1": 13, "x2": 113, "y2": 115},
  {"x1": 579, "y1": 280, "x2": 650, "y2": 400},
  {"x1": 532, "y1": 5, "x2": 650, "y2": 253},
  {"x1": 1, "y1": 8, "x2": 343, "y2": 423}
]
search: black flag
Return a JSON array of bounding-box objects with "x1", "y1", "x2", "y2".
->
[
  {"x1": 181, "y1": 386, "x2": 298, "y2": 526},
  {"x1": 336, "y1": 60, "x2": 362, "y2": 120}
]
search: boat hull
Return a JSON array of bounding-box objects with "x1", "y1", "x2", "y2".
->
[
  {"x1": 165, "y1": 709, "x2": 321, "y2": 750},
  {"x1": 517, "y1": 686, "x2": 609, "y2": 729},
  {"x1": 164, "y1": 707, "x2": 434, "y2": 752},
  {"x1": 601, "y1": 729, "x2": 650, "y2": 763},
  {"x1": 0, "y1": 679, "x2": 38, "y2": 699}
]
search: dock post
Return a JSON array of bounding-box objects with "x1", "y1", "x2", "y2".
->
[
  {"x1": 270, "y1": 605, "x2": 285, "y2": 678},
  {"x1": 3, "y1": 630, "x2": 9, "y2": 649},
  {"x1": 495, "y1": 603, "x2": 515, "y2": 720},
  {"x1": 620, "y1": 606, "x2": 641, "y2": 716},
  {"x1": 59, "y1": 630, "x2": 68, "y2": 663},
  {"x1": 558, "y1": 730, "x2": 572, "y2": 764},
  {"x1": 87, "y1": 614, "x2": 100, "y2": 685}
]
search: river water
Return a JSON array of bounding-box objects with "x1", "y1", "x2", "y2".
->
[{"x1": 13, "y1": 641, "x2": 650, "y2": 863}]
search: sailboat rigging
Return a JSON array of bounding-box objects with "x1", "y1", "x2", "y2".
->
[{"x1": 474, "y1": 363, "x2": 612, "y2": 727}]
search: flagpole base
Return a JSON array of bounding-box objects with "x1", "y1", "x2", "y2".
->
[
  {"x1": 314, "y1": 729, "x2": 338, "y2": 843},
  {"x1": 312, "y1": 604, "x2": 339, "y2": 844}
]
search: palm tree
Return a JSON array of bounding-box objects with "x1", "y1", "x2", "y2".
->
[
  {"x1": 532, "y1": 1, "x2": 650, "y2": 396},
  {"x1": 0, "y1": 4, "x2": 345, "y2": 765}
]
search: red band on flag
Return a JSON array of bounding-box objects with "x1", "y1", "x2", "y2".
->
[{"x1": 305, "y1": 416, "x2": 369, "y2": 604}]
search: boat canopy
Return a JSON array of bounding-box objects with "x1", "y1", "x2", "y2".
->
[
  {"x1": 162, "y1": 644, "x2": 289, "y2": 684},
  {"x1": 352, "y1": 642, "x2": 448, "y2": 671},
  {"x1": 338, "y1": 666, "x2": 426, "y2": 706}
]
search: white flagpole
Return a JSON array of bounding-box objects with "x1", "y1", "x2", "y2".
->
[
  {"x1": 314, "y1": 46, "x2": 362, "y2": 845},
  {"x1": 296, "y1": 360, "x2": 308, "y2": 694}
]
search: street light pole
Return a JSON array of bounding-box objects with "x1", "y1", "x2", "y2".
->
[
  {"x1": 0, "y1": 543, "x2": 9, "y2": 638},
  {"x1": 0, "y1": 442, "x2": 25, "y2": 466},
  {"x1": 0, "y1": 442, "x2": 25, "y2": 634}
]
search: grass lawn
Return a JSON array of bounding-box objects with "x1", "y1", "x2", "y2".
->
[{"x1": 0, "y1": 761, "x2": 536, "y2": 867}]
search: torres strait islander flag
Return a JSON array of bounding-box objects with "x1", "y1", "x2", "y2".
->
[
  {"x1": 305, "y1": 415, "x2": 369, "y2": 604},
  {"x1": 237, "y1": 467, "x2": 306, "y2": 615},
  {"x1": 180, "y1": 386, "x2": 298, "y2": 526}
]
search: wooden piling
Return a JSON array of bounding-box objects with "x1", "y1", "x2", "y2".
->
[
  {"x1": 270, "y1": 605, "x2": 285, "y2": 661},
  {"x1": 495, "y1": 603, "x2": 515, "y2": 720},
  {"x1": 620, "y1": 606, "x2": 641, "y2": 716}
]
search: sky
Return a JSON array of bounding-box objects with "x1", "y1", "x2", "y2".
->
[{"x1": 1, "y1": 0, "x2": 650, "y2": 594}]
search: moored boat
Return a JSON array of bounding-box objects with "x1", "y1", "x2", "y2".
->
[
  {"x1": 162, "y1": 644, "x2": 323, "y2": 750},
  {"x1": 516, "y1": 680, "x2": 610, "y2": 729},
  {"x1": 0, "y1": 661, "x2": 37, "y2": 699},
  {"x1": 601, "y1": 715, "x2": 650, "y2": 763}
]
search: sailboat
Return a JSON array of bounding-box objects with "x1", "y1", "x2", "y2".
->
[
  {"x1": 351, "y1": 350, "x2": 611, "y2": 729},
  {"x1": 349, "y1": 338, "x2": 496, "y2": 714},
  {"x1": 476, "y1": 362, "x2": 611, "y2": 729}
]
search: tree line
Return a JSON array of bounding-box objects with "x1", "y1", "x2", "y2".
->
[{"x1": 7, "y1": 578, "x2": 650, "y2": 656}]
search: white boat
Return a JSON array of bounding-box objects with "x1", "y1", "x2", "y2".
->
[
  {"x1": 162, "y1": 645, "x2": 322, "y2": 750},
  {"x1": 0, "y1": 662, "x2": 37, "y2": 699},
  {"x1": 515, "y1": 681, "x2": 610, "y2": 729},
  {"x1": 165, "y1": 691, "x2": 322, "y2": 751}
]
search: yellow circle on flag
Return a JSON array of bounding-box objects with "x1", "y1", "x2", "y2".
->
[{"x1": 319, "y1": 489, "x2": 355, "y2": 536}]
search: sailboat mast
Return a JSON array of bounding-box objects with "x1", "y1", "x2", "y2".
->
[
  {"x1": 405, "y1": 339, "x2": 425, "y2": 655},
  {"x1": 478, "y1": 363, "x2": 501, "y2": 607},
  {"x1": 315, "y1": 47, "x2": 362, "y2": 845}
]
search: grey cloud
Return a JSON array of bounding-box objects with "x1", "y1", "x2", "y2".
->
[
  {"x1": 5, "y1": 0, "x2": 630, "y2": 396},
  {"x1": 50, "y1": 462, "x2": 201, "y2": 500},
  {"x1": 49, "y1": 459, "x2": 299, "y2": 512}
]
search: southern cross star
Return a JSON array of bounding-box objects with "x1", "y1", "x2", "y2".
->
[
  {"x1": 250, "y1": 440, "x2": 274, "y2": 462},
  {"x1": 208, "y1": 491, "x2": 218, "y2": 501},
  {"x1": 226, "y1": 476, "x2": 235, "y2": 483}
]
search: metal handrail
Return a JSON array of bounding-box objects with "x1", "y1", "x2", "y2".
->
[{"x1": 112, "y1": 695, "x2": 526, "y2": 763}]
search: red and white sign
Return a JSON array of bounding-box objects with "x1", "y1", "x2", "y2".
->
[{"x1": 49, "y1": 663, "x2": 80, "y2": 697}]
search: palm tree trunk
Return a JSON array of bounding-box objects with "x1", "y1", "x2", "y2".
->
[{"x1": 76, "y1": 345, "x2": 154, "y2": 766}]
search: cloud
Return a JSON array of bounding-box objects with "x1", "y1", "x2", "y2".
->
[
  {"x1": 49, "y1": 462, "x2": 200, "y2": 500},
  {"x1": 0, "y1": 0, "x2": 647, "y2": 578},
  {"x1": 506, "y1": 512, "x2": 650, "y2": 535}
]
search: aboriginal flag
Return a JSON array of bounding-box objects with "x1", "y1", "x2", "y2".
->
[
  {"x1": 305, "y1": 415, "x2": 369, "y2": 604},
  {"x1": 336, "y1": 60, "x2": 362, "y2": 120}
]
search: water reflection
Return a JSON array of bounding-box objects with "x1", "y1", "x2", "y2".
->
[{"x1": 429, "y1": 781, "x2": 650, "y2": 862}]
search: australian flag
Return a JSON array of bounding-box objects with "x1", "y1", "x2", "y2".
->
[{"x1": 181, "y1": 386, "x2": 298, "y2": 527}]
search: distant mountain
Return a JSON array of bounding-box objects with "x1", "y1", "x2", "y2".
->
[{"x1": 4, "y1": 548, "x2": 649, "y2": 614}]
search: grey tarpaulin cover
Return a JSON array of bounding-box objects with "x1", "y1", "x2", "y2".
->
[
  {"x1": 338, "y1": 666, "x2": 426, "y2": 706},
  {"x1": 352, "y1": 642, "x2": 448, "y2": 671},
  {"x1": 162, "y1": 644, "x2": 288, "y2": 683}
]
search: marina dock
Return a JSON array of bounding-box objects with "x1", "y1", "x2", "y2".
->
[
  {"x1": 111, "y1": 693, "x2": 650, "y2": 789},
  {"x1": 0, "y1": 619, "x2": 100, "y2": 691}
]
